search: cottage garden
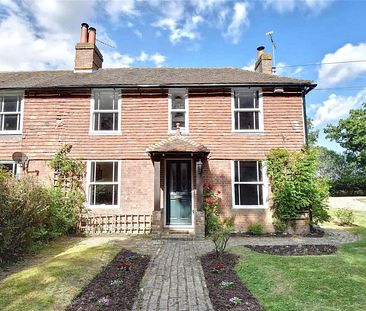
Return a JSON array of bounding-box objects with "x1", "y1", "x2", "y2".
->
[{"x1": 1, "y1": 145, "x2": 366, "y2": 310}]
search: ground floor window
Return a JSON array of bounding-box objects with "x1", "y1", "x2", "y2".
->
[
  {"x1": 0, "y1": 161, "x2": 17, "y2": 176},
  {"x1": 88, "y1": 160, "x2": 120, "y2": 208},
  {"x1": 232, "y1": 160, "x2": 266, "y2": 208}
]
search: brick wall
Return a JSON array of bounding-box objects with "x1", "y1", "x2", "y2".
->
[{"x1": 0, "y1": 87, "x2": 304, "y2": 230}]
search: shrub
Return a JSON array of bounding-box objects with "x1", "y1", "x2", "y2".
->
[
  {"x1": 266, "y1": 147, "x2": 330, "y2": 227},
  {"x1": 247, "y1": 223, "x2": 263, "y2": 235},
  {"x1": 203, "y1": 184, "x2": 235, "y2": 258},
  {"x1": 335, "y1": 208, "x2": 355, "y2": 226},
  {"x1": 273, "y1": 219, "x2": 287, "y2": 233}
]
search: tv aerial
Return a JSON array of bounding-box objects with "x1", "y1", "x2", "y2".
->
[{"x1": 266, "y1": 31, "x2": 276, "y2": 73}]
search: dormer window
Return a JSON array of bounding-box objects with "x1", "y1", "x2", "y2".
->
[
  {"x1": 168, "y1": 89, "x2": 188, "y2": 134},
  {"x1": 232, "y1": 89, "x2": 263, "y2": 132},
  {"x1": 90, "y1": 89, "x2": 121, "y2": 134}
]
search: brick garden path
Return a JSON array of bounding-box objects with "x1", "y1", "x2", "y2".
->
[
  {"x1": 132, "y1": 240, "x2": 214, "y2": 311},
  {"x1": 131, "y1": 228, "x2": 358, "y2": 311}
]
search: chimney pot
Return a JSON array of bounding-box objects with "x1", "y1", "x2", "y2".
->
[
  {"x1": 88, "y1": 27, "x2": 96, "y2": 44},
  {"x1": 80, "y1": 23, "x2": 89, "y2": 44},
  {"x1": 257, "y1": 46, "x2": 265, "y2": 59}
]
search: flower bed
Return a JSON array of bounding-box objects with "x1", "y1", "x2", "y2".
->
[
  {"x1": 66, "y1": 249, "x2": 149, "y2": 311},
  {"x1": 201, "y1": 252, "x2": 263, "y2": 311},
  {"x1": 245, "y1": 244, "x2": 337, "y2": 256}
]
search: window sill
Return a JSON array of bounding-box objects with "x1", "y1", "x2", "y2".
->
[
  {"x1": 232, "y1": 130, "x2": 264, "y2": 134},
  {"x1": 0, "y1": 131, "x2": 22, "y2": 135},
  {"x1": 232, "y1": 205, "x2": 268, "y2": 209},
  {"x1": 89, "y1": 131, "x2": 122, "y2": 136},
  {"x1": 168, "y1": 130, "x2": 189, "y2": 135},
  {"x1": 88, "y1": 205, "x2": 120, "y2": 209}
]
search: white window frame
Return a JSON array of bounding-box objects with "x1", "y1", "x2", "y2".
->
[
  {"x1": 0, "y1": 91, "x2": 24, "y2": 135},
  {"x1": 231, "y1": 160, "x2": 268, "y2": 209},
  {"x1": 231, "y1": 88, "x2": 264, "y2": 133},
  {"x1": 86, "y1": 160, "x2": 121, "y2": 209},
  {"x1": 168, "y1": 88, "x2": 189, "y2": 134},
  {"x1": 89, "y1": 89, "x2": 121, "y2": 135},
  {"x1": 0, "y1": 160, "x2": 19, "y2": 177}
]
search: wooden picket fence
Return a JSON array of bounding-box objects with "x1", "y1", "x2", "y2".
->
[{"x1": 80, "y1": 214, "x2": 152, "y2": 234}]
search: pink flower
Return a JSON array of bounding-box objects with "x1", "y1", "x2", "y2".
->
[{"x1": 205, "y1": 197, "x2": 214, "y2": 204}]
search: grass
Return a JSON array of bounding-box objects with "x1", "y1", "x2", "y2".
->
[
  {"x1": 0, "y1": 236, "x2": 127, "y2": 311},
  {"x1": 233, "y1": 210, "x2": 366, "y2": 311}
]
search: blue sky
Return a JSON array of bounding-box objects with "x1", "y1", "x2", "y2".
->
[{"x1": 1, "y1": 0, "x2": 366, "y2": 152}]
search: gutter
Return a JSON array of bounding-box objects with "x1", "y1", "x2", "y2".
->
[{"x1": 0, "y1": 83, "x2": 317, "y2": 91}]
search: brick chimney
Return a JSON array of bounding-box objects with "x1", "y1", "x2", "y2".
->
[
  {"x1": 74, "y1": 23, "x2": 103, "y2": 72},
  {"x1": 254, "y1": 46, "x2": 272, "y2": 75}
]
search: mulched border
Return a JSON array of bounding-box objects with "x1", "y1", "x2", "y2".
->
[
  {"x1": 245, "y1": 244, "x2": 337, "y2": 256},
  {"x1": 231, "y1": 230, "x2": 325, "y2": 238},
  {"x1": 66, "y1": 249, "x2": 150, "y2": 311},
  {"x1": 201, "y1": 252, "x2": 263, "y2": 311}
]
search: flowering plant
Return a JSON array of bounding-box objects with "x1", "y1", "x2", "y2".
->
[
  {"x1": 219, "y1": 281, "x2": 233, "y2": 289},
  {"x1": 119, "y1": 263, "x2": 130, "y2": 271},
  {"x1": 96, "y1": 296, "x2": 110, "y2": 309},
  {"x1": 229, "y1": 297, "x2": 242, "y2": 306},
  {"x1": 211, "y1": 264, "x2": 225, "y2": 273},
  {"x1": 110, "y1": 279, "x2": 124, "y2": 286}
]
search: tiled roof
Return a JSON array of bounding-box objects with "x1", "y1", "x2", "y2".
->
[
  {"x1": 0, "y1": 67, "x2": 313, "y2": 89},
  {"x1": 146, "y1": 134, "x2": 209, "y2": 154}
]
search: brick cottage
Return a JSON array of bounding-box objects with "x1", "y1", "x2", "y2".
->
[{"x1": 0, "y1": 23, "x2": 315, "y2": 237}]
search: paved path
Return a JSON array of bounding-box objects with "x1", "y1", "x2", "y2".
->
[
  {"x1": 133, "y1": 240, "x2": 214, "y2": 311},
  {"x1": 130, "y1": 227, "x2": 358, "y2": 311}
]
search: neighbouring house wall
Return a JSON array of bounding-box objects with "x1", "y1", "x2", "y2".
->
[{"x1": 0, "y1": 88, "x2": 304, "y2": 229}]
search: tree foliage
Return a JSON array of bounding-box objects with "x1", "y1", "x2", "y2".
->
[
  {"x1": 324, "y1": 103, "x2": 366, "y2": 166},
  {"x1": 307, "y1": 117, "x2": 319, "y2": 146},
  {"x1": 266, "y1": 147, "x2": 330, "y2": 226}
]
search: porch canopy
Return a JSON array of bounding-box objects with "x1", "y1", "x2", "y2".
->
[{"x1": 146, "y1": 129, "x2": 210, "y2": 213}]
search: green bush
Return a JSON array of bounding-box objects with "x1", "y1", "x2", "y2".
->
[
  {"x1": 273, "y1": 219, "x2": 287, "y2": 233},
  {"x1": 247, "y1": 223, "x2": 263, "y2": 235},
  {"x1": 266, "y1": 147, "x2": 330, "y2": 226},
  {"x1": 334, "y1": 208, "x2": 355, "y2": 226}
]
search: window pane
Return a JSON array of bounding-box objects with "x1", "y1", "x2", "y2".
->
[
  {"x1": 234, "y1": 184, "x2": 240, "y2": 205},
  {"x1": 114, "y1": 162, "x2": 118, "y2": 182},
  {"x1": 239, "y1": 161, "x2": 258, "y2": 182},
  {"x1": 258, "y1": 162, "x2": 263, "y2": 182},
  {"x1": 90, "y1": 162, "x2": 95, "y2": 182},
  {"x1": 234, "y1": 112, "x2": 239, "y2": 129},
  {"x1": 113, "y1": 185, "x2": 118, "y2": 205},
  {"x1": 4, "y1": 96, "x2": 18, "y2": 112},
  {"x1": 100, "y1": 113, "x2": 114, "y2": 130},
  {"x1": 234, "y1": 161, "x2": 239, "y2": 182},
  {"x1": 113, "y1": 113, "x2": 118, "y2": 131},
  {"x1": 254, "y1": 111, "x2": 259, "y2": 129},
  {"x1": 91, "y1": 184, "x2": 114, "y2": 205},
  {"x1": 172, "y1": 95, "x2": 185, "y2": 109},
  {"x1": 171, "y1": 112, "x2": 185, "y2": 129},
  {"x1": 98, "y1": 92, "x2": 114, "y2": 110},
  {"x1": 95, "y1": 162, "x2": 114, "y2": 182},
  {"x1": 239, "y1": 184, "x2": 261, "y2": 205},
  {"x1": 237, "y1": 93, "x2": 255, "y2": 109},
  {"x1": 238, "y1": 111, "x2": 255, "y2": 130},
  {"x1": 3, "y1": 114, "x2": 18, "y2": 131},
  {"x1": 0, "y1": 163, "x2": 15, "y2": 174}
]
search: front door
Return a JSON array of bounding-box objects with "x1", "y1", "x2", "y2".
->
[{"x1": 166, "y1": 160, "x2": 192, "y2": 226}]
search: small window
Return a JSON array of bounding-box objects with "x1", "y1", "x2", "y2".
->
[
  {"x1": 233, "y1": 160, "x2": 266, "y2": 207},
  {"x1": 91, "y1": 90, "x2": 120, "y2": 133},
  {"x1": 0, "y1": 161, "x2": 17, "y2": 176},
  {"x1": 169, "y1": 89, "x2": 188, "y2": 133},
  {"x1": 233, "y1": 90, "x2": 262, "y2": 131},
  {"x1": 88, "y1": 161, "x2": 119, "y2": 207},
  {"x1": 0, "y1": 94, "x2": 23, "y2": 133}
]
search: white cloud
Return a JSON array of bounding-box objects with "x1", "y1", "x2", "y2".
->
[
  {"x1": 317, "y1": 42, "x2": 366, "y2": 87},
  {"x1": 275, "y1": 62, "x2": 303, "y2": 77},
  {"x1": 242, "y1": 58, "x2": 256, "y2": 71},
  {"x1": 149, "y1": 53, "x2": 166, "y2": 67},
  {"x1": 103, "y1": 0, "x2": 138, "y2": 21},
  {"x1": 313, "y1": 88, "x2": 366, "y2": 126},
  {"x1": 263, "y1": 0, "x2": 333, "y2": 13},
  {"x1": 102, "y1": 51, "x2": 135, "y2": 68},
  {"x1": 225, "y1": 2, "x2": 249, "y2": 44}
]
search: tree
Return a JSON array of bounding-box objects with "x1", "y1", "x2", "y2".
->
[
  {"x1": 307, "y1": 117, "x2": 319, "y2": 146},
  {"x1": 316, "y1": 146, "x2": 347, "y2": 180},
  {"x1": 324, "y1": 103, "x2": 366, "y2": 166}
]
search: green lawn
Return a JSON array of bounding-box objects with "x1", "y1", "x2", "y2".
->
[
  {"x1": 0, "y1": 236, "x2": 126, "y2": 311},
  {"x1": 233, "y1": 210, "x2": 366, "y2": 311}
]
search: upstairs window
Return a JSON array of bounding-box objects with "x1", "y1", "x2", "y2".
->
[
  {"x1": 0, "y1": 161, "x2": 17, "y2": 176},
  {"x1": 169, "y1": 89, "x2": 188, "y2": 133},
  {"x1": 0, "y1": 94, "x2": 23, "y2": 134},
  {"x1": 233, "y1": 90, "x2": 263, "y2": 131},
  {"x1": 91, "y1": 89, "x2": 120, "y2": 133},
  {"x1": 233, "y1": 160, "x2": 266, "y2": 208},
  {"x1": 88, "y1": 161, "x2": 120, "y2": 208}
]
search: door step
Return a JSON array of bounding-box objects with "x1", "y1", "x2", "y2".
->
[{"x1": 154, "y1": 229, "x2": 196, "y2": 240}]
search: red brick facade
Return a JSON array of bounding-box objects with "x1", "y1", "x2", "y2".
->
[{"x1": 0, "y1": 87, "x2": 305, "y2": 232}]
